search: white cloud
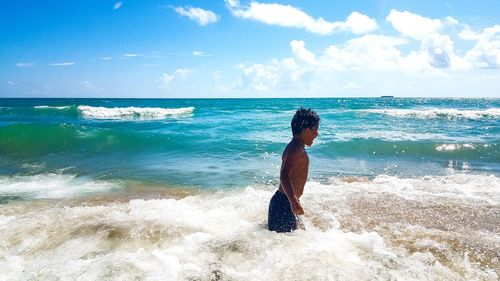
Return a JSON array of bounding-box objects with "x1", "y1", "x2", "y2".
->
[
  {"x1": 290, "y1": 40, "x2": 316, "y2": 63},
  {"x1": 113, "y1": 2, "x2": 122, "y2": 10},
  {"x1": 321, "y1": 35, "x2": 410, "y2": 71},
  {"x1": 121, "y1": 53, "x2": 141, "y2": 57},
  {"x1": 235, "y1": 61, "x2": 281, "y2": 91},
  {"x1": 226, "y1": 1, "x2": 377, "y2": 35},
  {"x1": 345, "y1": 12, "x2": 379, "y2": 34},
  {"x1": 445, "y1": 16, "x2": 459, "y2": 26},
  {"x1": 385, "y1": 10, "x2": 472, "y2": 70},
  {"x1": 159, "y1": 68, "x2": 191, "y2": 90},
  {"x1": 232, "y1": 30, "x2": 480, "y2": 93},
  {"x1": 386, "y1": 9, "x2": 442, "y2": 40},
  {"x1": 421, "y1": 34, "x2": 456, "y2": 68},
  {"x1": 459, "y1": 26, "x2": 480, "y2": 41},
  {"x1": 234, "y1": 55, "x2": 314, "y2": 92},
  {"x1": 16, "y1": 62, "x2": 35, "y2": 68},
  {"x1": 7, "y1": 81, "x2": 15, "y2": 86},
  {"x1": 193, "y1": 51, "x2": 212, "y2": 57},
  {"x1": 233, "y1": 41, "x2": 500, "y2": 96},
  {"x1": 99, "y1": 57, "x2": 113, "y2": 60},
  {"x1": 174, "y1": 6, "x2": 219, "y2": 26},
  {"x1": 49, "y1": 62, "x2": 75, "y2": 66},
  {"x1": 465, "y1": 25, "x2": 500, "y2": 68}
]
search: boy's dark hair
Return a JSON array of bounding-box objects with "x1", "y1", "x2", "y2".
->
[{"x1": 291, "y1": 108, "x2": 320, "y2": 135}]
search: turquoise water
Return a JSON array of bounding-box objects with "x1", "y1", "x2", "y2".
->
[
  {"x1": 0, "y1": 98, "x2": 498, "y2": 188},
  {"x1": 1, "y1": 98, "x2": 499, "y2": 279}
]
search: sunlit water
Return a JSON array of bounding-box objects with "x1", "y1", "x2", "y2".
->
[{"x1": 0, "y1": 98, "x2": 498, "y2": 280}]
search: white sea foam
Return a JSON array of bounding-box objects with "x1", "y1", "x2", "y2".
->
[
  {"x1": 77, "y1": 105, "x2": 194, "y2": 120},
  {"x1": 362, "y1": 108, "x2": 500, "y2": 120},
  {"x1": 436, "y1": 143, "x2": 479, "y2": 151},
  {"x1": 0, "y1": 174, "x2": 498, "y2": 280},
  {"x1": 334, "y1": 131, "x2": 451, "y2": 142},
  {"x1": 329, "y1": 173, "x2": 500, "y2": 204},
  {"x1": 34, "y1": 105, "x2": 71, "y2": 110},
  {"x1": 0, "y1": 174, "x2": 122, "y2": 199}
]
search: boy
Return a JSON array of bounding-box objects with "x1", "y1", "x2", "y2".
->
[{"x1": 268, "y1": 108, "x2": 320, "y2": 232}]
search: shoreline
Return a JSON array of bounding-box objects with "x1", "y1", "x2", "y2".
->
[{"x1": 1, "y1": 177, "x2": 498, "y2": 280}]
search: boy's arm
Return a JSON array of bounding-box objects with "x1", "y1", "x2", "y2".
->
[{"x1": 280, "y1": 151, "x2": 305, "y2": 215}]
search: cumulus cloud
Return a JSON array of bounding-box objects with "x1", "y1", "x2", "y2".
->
[
  {"x1": 173, "y1": 6, "x2": 219, "y2": 26},
  {"x1": 227, "y1": 9, "x2": 498, "y2": 95},
  {"x1": 225, "y1": 0, "x2": 377, "y2": 35},
  {"x1": 321, "y1": 35, "x2": 409, "y2": 71},
  {"x1": 445, "y1": 16, "x2": 459, "y2": 26},
  {"x1": 421, "y1": 34, "x2": 456, "y2": 68},
  {"x1": 464, "y1": 25, "x2": 500, "y2": 68},
  {"x1": 291, "y1": 40, "x2": 316, "y2": 63},
  {"x1": 16, "y1": 62, "x2": 35, "y2": 68},
  {"x1": 458, "y1": 26, "x2": 480, "y2": 41},
  {"x1": 234, "y1": 53, "x2": 314, "y2": 92},
  {"x1": 232, "y1": 40, "x2": 489, "y2": 96},
  {"x1": 386, "y1": 9, "x2": 442, "y2": 40},
  {"x1": 345, "y1": 12, "x2": 379, "y2": 34},
  {"x1": 232, "y1": 23, "x2": 497, "y2": 93},
  {"x1": 49, "y1": 62, "x2": 75, "y2": 66},
  {"x1": 159, "y1": 68, "x2": 191, "y2": 90},
  {"x1": 235, "y1": 37, "x2": 405, "y2": 92},
  {"x1": 385, "y1": 10, "x2": 473, "y2": 69},
  {"x1": 113, "y1": 2, "x2": 122, "y2": 10}
]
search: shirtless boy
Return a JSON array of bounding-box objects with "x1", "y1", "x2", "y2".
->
[{"x1": 268, "y1": 108, "x2": 320, "y2": 232}]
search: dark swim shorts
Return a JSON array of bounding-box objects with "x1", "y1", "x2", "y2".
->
[{"x1": 268, "y1": 191, "x2": 297, "y2": 233}]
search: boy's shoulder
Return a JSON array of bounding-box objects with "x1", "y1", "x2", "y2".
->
[{"x1": 283, "y1": 141, "x2": 306, "y2": 159}]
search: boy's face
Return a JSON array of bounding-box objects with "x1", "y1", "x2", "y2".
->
[{"x1": 304, "y1": 124, "x2": 319, "y2": 146}]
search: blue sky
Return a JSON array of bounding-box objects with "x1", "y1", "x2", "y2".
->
[{"x1": 1, "y1": 0, "x2": 499, "y2": 98}]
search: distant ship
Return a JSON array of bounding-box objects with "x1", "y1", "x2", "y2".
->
[{"x1": 381, "y1": 95, "x2": 394, "y2": 98}]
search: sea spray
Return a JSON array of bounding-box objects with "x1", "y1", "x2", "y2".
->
[{"x1": 0, "y1": 175, "x2": 498, "y2": 280}]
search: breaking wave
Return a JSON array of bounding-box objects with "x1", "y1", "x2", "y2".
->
[
  {"x1": 361, "y1": 108, "x2": 500, "y2": 120},
  {"x1": 77, "y1": 106, "x2": 194, "y2": 120},
  {"x1": 0, "y1": 173, "x2": 122, "y2": 201},
  {"x1": 0, "y1": 174, "x2": 498, "y2": 280},
  {"x1": 34, "y1": 105, "x2": 72, "y2": 110}
]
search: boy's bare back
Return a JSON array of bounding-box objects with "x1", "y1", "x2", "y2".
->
[
  {"x1": 267, "y1": 108, "x2": 319, "y2": 232},
  {"x1": 278, "y1": 139, "x2": 309, "y2": 215}
]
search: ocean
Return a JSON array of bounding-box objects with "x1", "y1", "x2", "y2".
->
[{"x1": 0, "y1": 98, "x2": 498, "y2": 280}]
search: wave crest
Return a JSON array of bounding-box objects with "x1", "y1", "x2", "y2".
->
[
  {"x1": 0, "y1": 174, "x2": 122, "y2": 200},
  {"x1": 362, "y1": 108, "x2": 500, "y2": 119},
  {"x1": 77, "y1": 106, "x2": 194, "y2": 120},
  {"x1": 34, "y1": 105, "x2": 71, "y2": 110}
]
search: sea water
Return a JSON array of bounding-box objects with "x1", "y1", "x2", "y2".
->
[{"x1": 0, "y1": 98, "x2": 498, "y2": 280}]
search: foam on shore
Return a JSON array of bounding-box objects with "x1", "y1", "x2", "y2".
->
[{"x1": 0, "y1": 174, "x2": 498, "y2": 280}]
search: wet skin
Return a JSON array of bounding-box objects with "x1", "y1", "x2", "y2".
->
[{"x1": 278, "y1": 125, "x2": 319, "y2": 215}]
